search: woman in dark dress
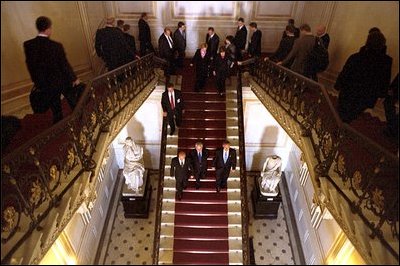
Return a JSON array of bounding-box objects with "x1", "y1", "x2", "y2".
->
[
  {"x1": 190, "y1": 43, "x2": 210, "y2": 92},
  {"x1": 213, "y1": 46, "x2": 230, "y2": 96}
]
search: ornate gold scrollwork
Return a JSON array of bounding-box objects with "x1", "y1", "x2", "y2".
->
[
  {"x1": 99, "y1": 101, "x2": 104, "y2": 112},
  {"x1": 29, "y1": 147, "x2": 35, "y2": 155},
  {"x1": 321, "y1": 133, "x2": 332, "y2": 156},
  {"x1": 30, "y1": 179, "x2": 42, "y2": 205},
  {"x1": 90, "y1": 112, "x2": 97, "y2": 126},
  {"x1": 106, "y1": 97, "x2": 112, "y2": 109},
  {"x1": 372, "y1": 188, "x2": 384, "y2": 211},
  {"x1": 67, "y1": 148, "x2": 75, "y2": 169},
  {"x1": 3, "y1": 164, "x2": 10, "y2": 174},
  {"x1": 315, "y1": 118, "x2": 322, "y2": 133},
  {"x1": 79, "y1": 126, "x2": 88, "y2": 147},
  {"x1": 352, "y1": 170, "x2": 362, "y2": 190},
  {"x1": 2, "y1": 206, "x2": 17, "y2": 232},
  {"x1": 49, "y1": 165, "x2": 58, "y2": 180},
  {"x1": 337, "y1": 154, "x2": 345, "y2": 175}
]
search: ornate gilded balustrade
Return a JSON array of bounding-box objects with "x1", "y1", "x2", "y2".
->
[
  {"x1": 250, "y1": 58, "x2": 399, "y2": 263},
  {"x1": 1, "y1": 54, "x2": 157, "y2": 264}
]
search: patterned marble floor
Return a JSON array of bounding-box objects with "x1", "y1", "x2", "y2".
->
[
  {"x1": 101, "y1": 173, "x2": 159, "y2": 265},
  {"x1": 100, "y1": 171, "x2": 296, "y2": 265},
  {"x1": 247, "y1": 173, "x2": 296, "y2": 265}
]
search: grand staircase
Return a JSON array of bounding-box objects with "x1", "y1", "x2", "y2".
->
[{"x1": 157, "y1": 66, "x2": 244, "y2": 264}]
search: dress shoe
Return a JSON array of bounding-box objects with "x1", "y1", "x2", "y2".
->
[
  {"x1": 178, "y1": 194, "x2": 182, "y2": 201},
  {"x1": 169, "y1": 129, "x2": 175, "y2": 136},
  {"x1": 219, "y1": 92, "x2": 223, "y2": 97},
  {"x1": 216, "y1": 187, "x2": 220, "y2": 193}
]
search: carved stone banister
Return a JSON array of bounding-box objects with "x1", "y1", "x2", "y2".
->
[
  {"x1": 248, "y1": 58, "x2": 399, "y2": 264},
  {"x1": 1, "y1": 54, "x2": 161, "y2": 264}
]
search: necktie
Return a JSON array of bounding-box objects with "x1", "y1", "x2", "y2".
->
[
  {"x1": 198, "y1": 152, "x2": 202, "y2": 163},
  {"x1": 170, "y1": 93, "x2": 175, "y2": 110},
  {"x1": 180, "y1": 160, "x2": 184, "y2": 167},
  {"x1": 167, "y1": 36, "x2": 173, "y2": 48},
  {"x1": 224, "y1": 151, "x2": 228, "y2": 164}
]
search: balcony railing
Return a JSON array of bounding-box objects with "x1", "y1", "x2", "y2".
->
[
  {"x1": 250, "y1": 58, "x2": 399, "y2": 262},
  {"x1": 1, "y1": 54, "x2": 157, "y2": 264}
]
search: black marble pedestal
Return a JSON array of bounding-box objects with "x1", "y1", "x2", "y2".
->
[
  {"x1": 121, "y1": 169, "x2": 152, "y2": 218},
  {"x1": 251, "y1": 174, "x2": 283, "y2": 219}
]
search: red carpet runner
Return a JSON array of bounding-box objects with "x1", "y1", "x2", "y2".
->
[{"x1": 173, "y1": 64, "x2": 229, "y2": 265}]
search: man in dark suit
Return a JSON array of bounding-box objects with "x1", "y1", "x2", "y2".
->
[
  {"x1": 173, "y1": 21, "x2": 186, "y2": 68},
  {"x1": 266, "y1": 25, "x2": 296, "y2": 62},
  {"x1": 282, "y1": 19, "x2": 300, "y2": 39},
  {"x1": 190, "y1": 43, "x2": 210, "y2": 92},
  {"x1": 171, "y1": 151, "x2": 193, "y2": 200},
  {"x1": 316, "y1": 24, "x2": 330, "y2": 49},
  {"x1": 95, "y1": 17, "x2": 134, "y2": 71},
  {"x1": 116, "y1": 19, "x2": 124, "y2": 32},
  {"x1": 161, "y1": 83, "x2": 184, "y2": 135},
  {"x1": 123, "y1": 24, "x2": 140, "y2": 61},
  {"x1": 235, "y1": 17, "x2": 247, "y2": 61},
  {"x1": 138, "y1": 12, "x2": 154, "y2": 56},
  {"x1": 24, "y1": 16, "x2": 80, "y2": 124},
  {"x1": 213, "y1": 46, "x2": 230, "y2": 96},
  {"x1": 189, "y1": 142, "x2": 209, "y2": 189},
  {"x1": 206, "y1": 27, "x2": 220, "y2": 60},
  {"x1": 158, "y1": 27, "x2": 175, "y2": 75},
  {"x1": 213, "y1": 140, "x2": 237, "y2": 192},
  {"x1": 248, "y1": 22, "x2": 262, "y2": 58}
]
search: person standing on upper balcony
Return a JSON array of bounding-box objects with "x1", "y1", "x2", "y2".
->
[
  {"x1": 277, "y1": 24, "x2": 315, "y2": 76},
  {"x1": 116, "y1": 19, "x2": 124, "y2": 32},
  {"x1": 235, "y1": 17, "x2": 247, "y2": 61},
  {"x1": 206, "y1": 27, "x2": 220, "y2": 62},
  {"x1": 225, "y1": 35, "x2": 236, "y2": 70},
  {"x1": 190, "y1": 43, "x2": 210, "y2": 92},
  {"x1": 122, "y1": 24, "x2": 140, "y2": 61},
  {"x1": 213, "y1": 140, "x2": 237, "y2": 193},
  {"x1": 95, "y1": 17, "x2": 134, "y2": 71},
  {"x1": 213, "y1": 46, "x2": 230, "y2": 96},
  {"x1": 282, "y1": 18, "x2": 300, "y2": 39},
  {"x1": 316, "y1": 24, "x2": 330, "y2": 49},
  {"x1": 335, "y1": 31, "x2": 392, "y2": 123},
  {"x1": 265, "y1": 25, "x2": 296, "y2": 63},
  {"x1": 158, "y1": 27, "x2": 176, "y2": 76},
  {"x1": 248, "y1": 22, "x2": 262, "y2": 58},
  {"x1": 24, "y1": 16, "x2": 80, "y2": 124},
  {"x1": 173, "y1": 21, "x2": 186, "y2": 68},
  {"x1": 161, "y1": 83, "x2": 184, "y2": 135},
  {"x1": 138, "y1": 12, "x2": 154, "y2": 56}
]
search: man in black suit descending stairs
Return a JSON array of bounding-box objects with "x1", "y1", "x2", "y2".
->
[
  {"x1": 171, "y1": 151, "x2": 193, "y2": 200},
  {"x1": 213, "y1": 140, "x2": 237, "y2": 192},
  {"x1": 189, "y1": 142, "x2": 209, "y2": 190}
]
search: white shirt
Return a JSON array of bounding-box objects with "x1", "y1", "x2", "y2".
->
[
  {"x1": 168, "y1": 90, "x2": 175, "y2": 103},
  {"x1": 38, "y1": 33, "x2": 49, "y2": 37},
  {"x1": 223, "y1": 149, "x2": 229, "y2": 162},
  {"x1": 179, "y1": 158, "x2": 185, "y2": 166},
  {"x1": 238, "y1": 25, "x2": 244, "y2": 30},
  {"x1": 165, "y1": 33, "x2": 173, "y2": 49},
  {"x1": 209, "y1": 33, "x2": 215, "y2": 39}
]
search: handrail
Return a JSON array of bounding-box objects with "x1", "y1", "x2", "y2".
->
[
  {"x1": 152, "y1": 115, "x2": 168, "y2": 265},
  {"x1": 249, "y1": 58, "x2": 399, "y2": 262},
  {"x1": 1, "y1": 54, "x2": 160, "y2": 263},
  {"x1": 236, "y1": 66, "x2": 250, "y2": 265}
]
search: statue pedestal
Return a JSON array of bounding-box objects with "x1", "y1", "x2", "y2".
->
[
  {"x1": 121, "y1": 169, "x2": 152, "y2": 218},
  {"x1": 251, "y1": 175, "x2": 282, "y2": 219}
]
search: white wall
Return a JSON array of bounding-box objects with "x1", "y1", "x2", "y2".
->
[
  {"x1": 243, "y1": 87, "x2": 292, "y2": 171},
  {"x1": 112, "y1": 85, "x2": 164, "y2": 170}
]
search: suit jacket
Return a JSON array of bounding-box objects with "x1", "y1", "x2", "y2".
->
[
  {"x1": 158, "y1": 33, "x2": 174, "y2": 60},
  {"x1": 24, "y1": 36, "x2": 76, "y2": 93},
  {"x1": 270, "y1": 36, "x2": 296, "y2": 62},
  {"x1": 214, "y1": 54, "x2": 230, "y2": 77},
  {"x1": 335, "y1": 48, "x2": 392, "y2": 109},
  {"x1": 319, "y1": 34, "x2": 330, "y2": 49},
  {"x1": 95, "y1": 26, "x2": 134, "y2": 70},
  {"x1": 189, "y1": 148, "x2": 209, "y2": 175},
  {"x1": 206, "y1": 33, "x2": 220, "y2": 59},
  {"x1": 161, "y1": 89, "x2": 184, "y2": 114},
  {"x1": 191, "y1": 49, "x2": 211, "y2": 78},
  {"x1": 248, "y1": 30, "x2": 262, "y2": 57},
  {"x1": 123, "y1": 32, "x2": 137, "y2": 59},
  {"x1": 281, "y1": 35, "x2": 315, "y2": 75},
  {"x1": 138, "y1": 18, "x2": 151, "y2": 44},
  {"x1": 213, "y1": 148, "x2": 237, "y2": 170},
  {"x1": 173, "y1": 29, "x2": 186, "y2": 53},
  {"x1": 235, "y1": 26, "x2": 247, "y2": 50},
  {"x1": 170, "y1": 157, "x2": 192, "y2": 182},
  {"x1": 225, "y1": 43, "x2": 236, "y2": 67}
]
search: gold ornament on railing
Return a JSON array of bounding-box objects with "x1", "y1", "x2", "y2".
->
[
  {"x1": 49, "y1": 165, "x2": 58, "y2": 181},
  {"x1": 372, "y1": 188, "x2": 385, "y2": 211},
  {"x1": 67, "y1": 148, "x2": 75, "y2": 170},
  {"x1": 3, "y1": 164, "x2": 10, "y2": 174},
  {"x1": 316, "y1": 118, "x2": 322, "y2": 133},
  {"x1": 337, "y1": 154, "x2": 345, "y2": 175},
  {"x1": 352, "y1": 171, "x2": 362, "y2": 190},
  {"x1": 30, "y1": 179, "x2": 42, "y2": 205},
  {"x1": 90, "y1": 112, "x2": 97, "y2": 126},
  {"x1": 2, "y1": 206, "x2": 16, "y2": 232}
]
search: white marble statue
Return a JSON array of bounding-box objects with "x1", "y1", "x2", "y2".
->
[
  {"x1": 121, "y1": 137, "x2": 145, "y2": 193},
  {"x1": 259, "y1": 155, "x2": 282, "y2": 196}
]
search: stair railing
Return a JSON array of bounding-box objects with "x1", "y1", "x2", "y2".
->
[
  {"x1": 248, "y1": 58, "x2": 399, "y2": 262},
  {"x1": 1, "y1": 54, "x2": 159, "y2": 264}
]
